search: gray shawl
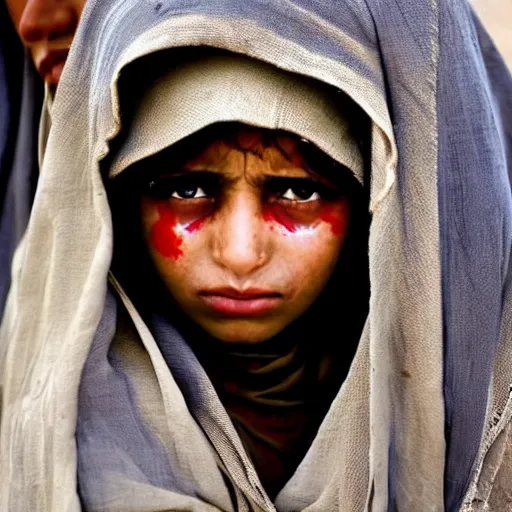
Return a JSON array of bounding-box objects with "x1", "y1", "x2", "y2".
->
[{"x1": 1, "y1": 1, "x2": 511, "y2": 511}]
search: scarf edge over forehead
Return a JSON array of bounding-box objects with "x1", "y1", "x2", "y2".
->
[
  {"x1": 108, "y1": 50, "x2": 365, "y2": 183},
  {"x1": 1, "y1": 1, "x2": 511, "y2": 511}
]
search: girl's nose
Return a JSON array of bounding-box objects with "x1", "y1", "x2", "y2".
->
[
  {"x1": 212, "y1": 194, "x2": 271, "y2": 278},
  {"x1": 18, "y1": 0, "x2": 79, "y2": 44}
]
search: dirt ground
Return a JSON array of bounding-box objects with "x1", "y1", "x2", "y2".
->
[{"x1": 472, "y1": 0, "x2": 511, "y2": 68}]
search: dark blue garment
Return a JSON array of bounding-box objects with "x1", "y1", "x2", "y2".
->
[
  {"x1": 0, "y1": 2, "x2": 42, "y2": 316},
  {"x1": 437, "y1": 6, "x2": 512, "y2": 511}
]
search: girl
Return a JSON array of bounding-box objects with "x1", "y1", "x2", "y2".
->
[{"x1": 1, "y1": 0, "x2": 511, "y2": 510}]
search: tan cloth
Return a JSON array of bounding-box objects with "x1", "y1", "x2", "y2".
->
[
  {"x1": 2, "y1": 1, "x2": 511, "y2": 511},
  {"x1": 109, "y1": 52, "x2": 364, "y2": 182}
]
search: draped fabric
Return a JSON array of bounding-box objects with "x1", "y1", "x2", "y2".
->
[{"x1": 1, "y1": 1, "x2": 511, "y2": 511}]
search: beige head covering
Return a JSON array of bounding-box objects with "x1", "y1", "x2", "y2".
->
[{"x1": 109, "y1": 52, "x2": 363, "y2": 180}]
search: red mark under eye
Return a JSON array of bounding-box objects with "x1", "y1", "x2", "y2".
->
[
  {"x1": 263, "y1": 206, "x2": 297, "y2": 233},
  {"x1": 320, "y1": 203, "x2": 349, "y2": 236},
  {"x1": 263, "y1": 201, "x2": 349, "y2": 236},
  {"x1": 150, "y1": 203, "x2": 183, "y2": 260},
  {"x1": 185, "y1": 217, "x2": 207, "y2": 233}
]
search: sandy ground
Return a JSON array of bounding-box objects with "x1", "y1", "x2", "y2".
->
[{"x1": 471, "y1": 0, "x2": 511, "y2": 68}]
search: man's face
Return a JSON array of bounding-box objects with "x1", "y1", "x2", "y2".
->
[
  {"x1": 5, "y1": 0, "x2": 85, "y2": 86},
  {"x1": 140, "y1": 126, "x2": 352, "y2": 344}
]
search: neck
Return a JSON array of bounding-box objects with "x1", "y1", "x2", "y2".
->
[{"x1": 177, "y1": 309, "x2": 338, "y2": 498}]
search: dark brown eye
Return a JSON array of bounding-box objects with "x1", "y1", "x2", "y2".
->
[
  {"x1": 281, "y1": 185, "x2": 320, "y2": 202},
  {"x1": 266, "y1": 177, "x2": 333, "y2": 203},
  {"x1": 147, "y1": 172, "x2": 220, "y2": 200},
  {"x1": 171, "y1": 186, "x2": 207, "y2": 199}
]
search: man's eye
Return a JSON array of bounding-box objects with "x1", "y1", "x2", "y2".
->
[
  {"x1": 171, "y1": 186, "x2": 208, "y2": 199},
  {"x1": 281, "y1": 187, "x2": 320, "y2": 202}
]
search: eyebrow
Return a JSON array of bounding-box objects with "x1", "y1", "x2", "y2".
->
[
  {"x1": 177, "y1": 162, "x2": 316, "y2": 178},
  {"x1": 156, "y1": 167, "x2": 326, "y2": 185},
  {"x1": 155, "y1": 169, "x2": 237, "y2": 186}
]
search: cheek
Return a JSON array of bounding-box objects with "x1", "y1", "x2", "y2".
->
[
  {"x1": 264, "y1": 201, "x2": 350, "y2": 298},
  {"x1": 273, "y1": 227, "x2": 344, "y2": 319},
  {"x1": 143, "y1": 200, "x2": 213, "y2": 261},
  {"x1": 76, "y1": 1, "x2": 86, "y2": 17},
  {"x1": 185, "y1": 216, "x2": 207, "y2": 233},
  {"x1": 5, "y1": 0, "x2": 26, "y2": 29},
  {"x1": 148, "y1": 203, "x2": 184, "y2": 260},
  {"x1": 262, "y1": 204, "x2": 298, "y2": 233},
  {"x1": 319, "y1": 201, "x2": 351, "y2": 237},
  {"x1": 263, "y1": 199, "x2": 350, "y2": 237}
]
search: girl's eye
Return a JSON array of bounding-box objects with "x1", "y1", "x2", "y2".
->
[
  {"x1": 147, "y1": 173, "x2": 219, "y2": 200},
  {"x1": 171, "y1": 186, "x2": 208, "y2": 199},
  {"x1": 267, "y1": 178, "x2": 326, "y2": 203},
  {"x1": 281, "y1": 187, "x2": 321, "y2": 202}
]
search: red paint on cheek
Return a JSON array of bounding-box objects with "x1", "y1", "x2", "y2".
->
[
  {"x1": 320, "y1": 202, "x2": 350, "y2": 236},
  {"x1": 263, "y1": 201, "x2": 350, "y2": 237},
  {"x1": 150, "y1": 204, "x2": 183, "y2": 260},
  {"x1": 263, "y1": 205, "x2": 298, "y2": 233},
  {"x1": 185, "y1": 217, "x2": 207, "y2": 233}
]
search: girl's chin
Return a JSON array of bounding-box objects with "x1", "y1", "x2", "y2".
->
[{"x1": 200, "y1": 320, "x2": 286, "y2": 344}]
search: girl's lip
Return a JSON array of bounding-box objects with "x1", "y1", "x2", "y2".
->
[
  {"x1": 38, "y1": 49, "x2": 69, "y2": 85},
  {"x1": 201, "y1": 287, "x2": 281, "y2": 299},
  {"x1": 199, "y1": 295, "x2": 283, "y2": 317}
]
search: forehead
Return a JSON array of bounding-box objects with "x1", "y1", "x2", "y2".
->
[
  {"x1": 124, "y1": 122, "x2": 356, "y2": 190},
  {"x1": 183, "y1": 125, "x2": 311, "y2": 179}
]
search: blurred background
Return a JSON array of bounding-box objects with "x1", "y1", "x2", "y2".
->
[{"x1": 472, "y1": 0, "x2": 511, "y2": 68}]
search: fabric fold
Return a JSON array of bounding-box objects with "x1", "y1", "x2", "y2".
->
[{"x1": 1, "y1": 1, "x2": 510, "y2": 511}]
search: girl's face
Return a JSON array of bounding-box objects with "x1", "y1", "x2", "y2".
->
[{"x1": 140, "y1": 126, "x2": 352, "y2": 343}]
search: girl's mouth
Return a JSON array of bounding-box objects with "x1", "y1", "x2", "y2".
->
[{"x1": 199, "y1": 287, "x2": 283, "y2": 316}]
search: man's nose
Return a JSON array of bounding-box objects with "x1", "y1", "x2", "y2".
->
[
  {"x1": 18, "y1": 0, "x2": 79, "y2": 44},
  {"x1": 212, "y1": 195, "x2": 271, "y2": 278}
]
